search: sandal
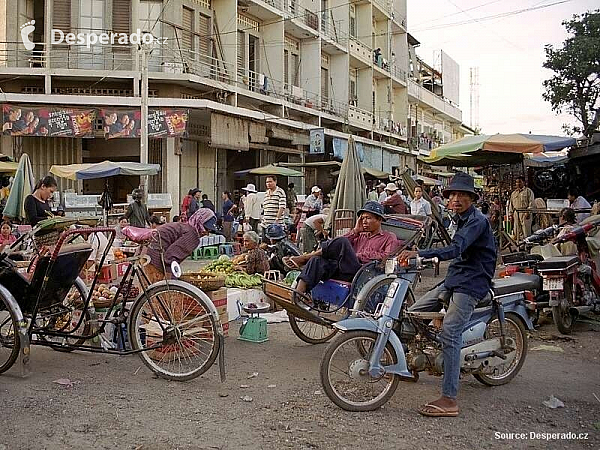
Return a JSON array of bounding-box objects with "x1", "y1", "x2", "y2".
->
[
  {"x1": 283, "y1": 256, "x2": 301, "y2": 270},
  {"x1": 418, "y1": 403, "x2": 459, "y2": 417}
]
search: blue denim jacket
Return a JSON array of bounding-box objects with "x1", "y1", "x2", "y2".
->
[{"x1": 419, "y1": 205, "x2": 497, "y2": 299}]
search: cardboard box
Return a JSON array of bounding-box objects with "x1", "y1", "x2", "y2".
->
[{"x1": 226, "y1": 288, "x2": 246, "y2": 322}]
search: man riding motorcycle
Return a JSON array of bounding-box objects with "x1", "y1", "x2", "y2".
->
[{"x1": 399, "y1": 172, "x2": 497, "y2": 418}]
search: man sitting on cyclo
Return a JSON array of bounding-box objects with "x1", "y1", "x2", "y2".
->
[
  {"x1": 398, "y1": 172, "x2": 497, "y2": 418},
  {"x1": 283, "y1": 201, "x2": 399, "y2": 300}
]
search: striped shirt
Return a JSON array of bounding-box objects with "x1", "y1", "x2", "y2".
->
[{"x1": 262, "y1": 186, "x2": 287, "y2": 225}]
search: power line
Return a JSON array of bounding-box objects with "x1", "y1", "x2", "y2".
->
[{"x1": 411, "y1": 0, "x2": 505, "y2": 27}]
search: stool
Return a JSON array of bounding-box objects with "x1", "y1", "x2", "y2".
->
[
  {"x1": 264, "y1": 270, "x2": 282, "y2": 281},
  {"x1": 219, "y1": 243, "x2": 234, "y2": 258},
  {"x1": 232, "y1": 242, "x2": 242, "y2": 255},
  {"x1": 201, "y1": 246, "x2": 219, "y2": 259},
  {"x1": 191, "y1": 248, "x2": 202, "y2": 261}
]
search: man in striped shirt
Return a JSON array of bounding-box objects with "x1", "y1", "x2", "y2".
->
[{"x1": 261, "y1": 175, "x2": 287, "y2": 238}]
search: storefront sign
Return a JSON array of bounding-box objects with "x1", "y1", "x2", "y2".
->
[
  {"x1": 101, "y1": 109, "x2": 142, "y2": 139},
  {"x1": 309, "y1": 128, "x2": 325, "y2": 154},
  {"x1": 2, "y1": 104, "x2": 96, "y2": 137},
  {"x1": 148, "y1": 109, "x2": 189, "y2": 138}
]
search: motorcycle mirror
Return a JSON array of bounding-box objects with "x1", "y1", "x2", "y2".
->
[{"x1": 171, "y1": 261, "x2": 182, "y2": 278}]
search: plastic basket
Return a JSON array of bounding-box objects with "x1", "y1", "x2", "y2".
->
[{"x1": 181, "y1": 272, "x2": 226, "y2": 291}]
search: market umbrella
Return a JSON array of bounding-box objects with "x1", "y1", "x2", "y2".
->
[
  {"x1": 325, "y1": 136, "x2": 367, "y2": 231},
  {"x1": 49, "y1": 161, "x2": 161, "y2": 180},
  {"x1": 242, "y1": 164, "x2": 304, "y2": 177},
  {"x1": 421, "y1": 134, "x2": 576, "y2": 166},
  {"x1": 3, "y1": 154, "x2": 35, "y2": 222},
  {"x1": 412, "y1": 174, "x2": 442, "y2": 186},
  {"x1": 0, "y1": 161, "x2": 18, "y2": 173}
]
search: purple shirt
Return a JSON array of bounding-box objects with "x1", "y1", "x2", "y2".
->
[
  {"x1": 344, "y1": 228, "x2": 399, "y2": 263},
  {"x1": 147, "y1": 222, "x2": 200, "y2": 271}
]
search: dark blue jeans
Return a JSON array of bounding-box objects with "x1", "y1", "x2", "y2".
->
[
  {"x1": 298, "y1": 237, "x2": 362, "y2": 292},
  {"x1": 408, "y1": 284, "x2": 478, "y2": 399}
]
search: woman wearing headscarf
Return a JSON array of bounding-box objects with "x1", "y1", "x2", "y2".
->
[{"x1": 137, "y1": 208, "x2": 217, "y2": 282}]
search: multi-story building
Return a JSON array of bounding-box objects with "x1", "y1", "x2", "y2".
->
[{"x1": 0, "y1": 0, "x2": 465, "y2": 216}]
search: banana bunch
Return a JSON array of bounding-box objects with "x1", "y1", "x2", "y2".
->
[
  {"x1": 225, "y1": 273, "x2": 263, "y2": 288},
  {"x1": 202, "y1": 259, "x2": 236, "y2": 274}
]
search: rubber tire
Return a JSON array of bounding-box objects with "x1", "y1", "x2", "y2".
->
[
  {"x1": 0, "y1": 294, "x2": 20, "y2": 374},
  {"x1": 320, "y1": 330, "x2": 400, "y2": 411},
  {"x1": 128, "y1": 283, "x2": 221, "y2": 381},
  {"x1": 552, "y1": 279, "x2": 574, "y2": 335},
  {"x1": 39, "y1": 279, "x2": 91, "y2": 352},
  {"x1": 474, "y1": 313, "x2": 529, "y2": 386},
  {"x1": 288, "y1": 313, "x2": 337, "y2": 344}
]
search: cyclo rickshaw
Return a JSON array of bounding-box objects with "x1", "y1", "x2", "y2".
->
[
  {"x1": 263, "y1": 213, "x2": 438, "y2": 344},
  {"x1": 0, "y1": 217, "x2": 225, "y2": 381}
]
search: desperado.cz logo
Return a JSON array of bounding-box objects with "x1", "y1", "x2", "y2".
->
[{"x1": 20, "y1": 20, "x2": 167, "y2": 49}]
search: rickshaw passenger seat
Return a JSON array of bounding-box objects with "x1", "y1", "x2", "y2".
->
[{"x1": 122, "y1": 226, "x2": 155, "y2": 243}]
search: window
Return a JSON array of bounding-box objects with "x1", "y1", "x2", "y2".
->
[
  {"x1": 139, "y1": 1, "x2": 163, "y2": 71},
  {"x1": 349, "y1": 5, "x2": 356, "y2": 38},
  {"x1": 112, "y1": 0, "x2": 130, "y2": 35},
  {"x1": 79, "y1": 0, "x2": 105, "y2": 68},
  {"x1": 182, "y1": 7, "x2": 194, "y2": 54},
  {"x1": 321, "y1": 68, "x2": 329, "y2": 107},
  {"x1": 53, "y1": 0, "x2": 71, "y2": 33}
]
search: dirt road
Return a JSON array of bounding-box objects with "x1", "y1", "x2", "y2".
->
[{"x1": 1, "y1": 268, "x2": 599, "y2": 450}]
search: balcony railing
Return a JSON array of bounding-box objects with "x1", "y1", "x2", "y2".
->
[
  {"x1": 348, "y1": 105, "x2": 374, "y2": 128},
  {"x1": 348, "y1": 37, "x2": 372, "y2": 64},
  {"x1": 372, "y1": 0, "x2": 391, "y2": 16},
  {"x1": 392, "y1": 9, "x2": 407, "y2": 29},
  {"x1": 321, "y1": 16, "x2": 347, "y2": 46},
  {"x1": 391, "y1": 64, "x2": 407, "y2": 82},
  {"x1": 408, "y1": 79, "x2": 462, "y2": 122}
]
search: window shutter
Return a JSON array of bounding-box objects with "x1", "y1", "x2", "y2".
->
[
  {"x1": 113, "y1": 0, "x2": 130, "y2": 34},
  {"x1": 53, "y1": 0, "x2": 71, "y2": 33},
  {"x1": 182, "y1": 7, "x2": 194, "y2": 51},
  {"x1": 321, "y1": 68, "x2": 328, "y2": 105},
  {"x1": 237, "y1": 31, "x2": 245, "y2": 77},
  {"x1": 198, "y1": 14, "x2": 210, "y2": 56},
  {"x1": 284, "y1": 50, "x2": 289, "y2": 86}
]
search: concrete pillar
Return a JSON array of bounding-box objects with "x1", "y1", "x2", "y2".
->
[
  {"x1": 166, "y1": 137, "x2": 180, "y2": 218},
  {"x1": 300, "y1": 37, "x2": 320, "y2": 106}
]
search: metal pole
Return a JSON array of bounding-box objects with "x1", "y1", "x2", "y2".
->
[{"x1": 140, "y1": 46, "x2": 149, "y2": 196}]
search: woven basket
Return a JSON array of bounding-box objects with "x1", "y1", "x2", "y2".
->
[{"x1": 181, "y1": 272, "x2": 226, "y2": 291}]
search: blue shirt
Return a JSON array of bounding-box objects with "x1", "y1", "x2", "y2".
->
[
  {"x1": 222, "y1": 199, "x2": 235, "y2": 222},
  {"x1": 419, "y1": 205, "x2": 497, "y2": 299}
]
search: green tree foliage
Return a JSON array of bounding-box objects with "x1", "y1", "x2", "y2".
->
[{"x1": 542, "y1": 10, "x2": 600, "y2": 137}]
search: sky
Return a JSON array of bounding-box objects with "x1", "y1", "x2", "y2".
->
[{"x1": 407, "y1": 0, "x2": 598, "y2": 136}]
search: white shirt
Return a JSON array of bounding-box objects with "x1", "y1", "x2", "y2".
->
[
  {"x1": 571, "y1": 196, "x2": 591, "y2": 223},
  {"x1": 304, "y1": 214, "x2": 327, "y2": 229},
  {"x1": 244, "y1": 192, "x2": 261, "y2": 220},
  {"x1": 410, "y1": 198, "x2": 432, "y2": 216},
  {"x1": 378, "y1": 191, "x2": 387, "y2": 203}
]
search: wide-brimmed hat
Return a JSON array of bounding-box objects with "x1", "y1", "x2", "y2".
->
[
  {"x1": 311, "y1": 185, "x2": 321, "y2": 193},
  {"x1": 377, "y1": 182, "x2": 386, "y2": 189},
  {"x1": 385, "y1": 182, "x2": 398, "y2": 192},
  {"x1": 242, "y1": 183, "x2": 257, "y2": 193},
  {"x1": 442, "y1": 172, "x2": 479, "y2": 200},
  {"x1": 357, "y1": 201, "x2": 386, "y2": 220}
]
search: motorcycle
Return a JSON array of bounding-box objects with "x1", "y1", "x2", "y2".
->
[
  {"x1": 319, "y1": 256, "x2": 533, "y2": 412},
  {"x1": 535, "y1": 218, "x2": 600, "y2": 334}
]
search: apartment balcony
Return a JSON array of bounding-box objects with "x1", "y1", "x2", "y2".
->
[
  {"x1": 283, "y1": 2, "x2": 320, "y2": 39},
  {"x1": 348, "y1": 37, "x2": 372, "y2": 68},
  {"x1": 320, "y1": 16, "x2": 348, "y2": 53},
  {"x1": 391, "y1": 64, "x2": 407, "y2": 86},
  {"x1": 348, "y1": 105, "x2": 374, "y2": 130},
  {"x1": 244, "y1": 0, "x2": 285, "y2": 20},
  {"x1": 376, "y1": 116, "x2": 407, "y2": 139},
  {"x1": 391, "y1": 8, "x2": 407, "y2": 30},
  {"x1": 373, "y1": 57, "x2": 391, "y2": 79},
  {"x1": 372, "y1": 0, "x2": 392, "y2": 19},
  {"x1": 408, "y1": 80, "x2": 462, "y2": 122}
]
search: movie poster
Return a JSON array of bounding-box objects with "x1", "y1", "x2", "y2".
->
[
  {"x1": 148, "y1": 109, "x2": 189, "y2": 138},
  {"x1": 2, "y1": 104, "x2": 96, "y2": 137},
  {"x1": 100, "y1": 109, "x2": 142, "y2": 139}
]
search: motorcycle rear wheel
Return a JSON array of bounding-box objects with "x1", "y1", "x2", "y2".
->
[
  {"x1": 0, "y1": 295, "x2": 20, "y2": 374},
  {"x1": 320, "y1": 330, "x2": 400, "y2": 411},
  {"x1": 474, "y1": 313, "x2": 528, "y2": 386},
  {"x1": 552, "y1": 279, "x2": 574, "y2": 334}
]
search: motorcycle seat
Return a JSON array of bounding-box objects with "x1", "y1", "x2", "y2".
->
[
  {"x1": 537, "y1": 255, "x2": 580, "y2": 271},
  {"x1": 122, "y1": 226, "x2": 155, "y2": 243},
  {"x1": 492, "y1": 273, "x2": 541, "y2": 296}
]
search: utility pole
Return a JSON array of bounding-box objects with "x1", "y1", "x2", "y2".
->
[{"x1": 140, "y1": 45, "x2": 149, "y2": 197}]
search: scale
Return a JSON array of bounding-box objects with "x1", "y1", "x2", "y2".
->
[{"x1": 238, "y1": 302, "x2": 270, "y2": 343}]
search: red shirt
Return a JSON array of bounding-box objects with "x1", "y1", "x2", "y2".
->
[
  {"x1": 344, "y1": 228, "x2": 399, "y2": 263},
  {"x1": 381, "y1": 193, "x2": 408, "y2": 214}
]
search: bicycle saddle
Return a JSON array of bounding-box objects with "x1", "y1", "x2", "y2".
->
[{"x1": 122, "y1": 226, "x2": 155, "y2": 243}]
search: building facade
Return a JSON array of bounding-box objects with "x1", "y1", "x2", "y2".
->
[{"x1": 0, "y1": 0, "x2": 464, "y2": 216}]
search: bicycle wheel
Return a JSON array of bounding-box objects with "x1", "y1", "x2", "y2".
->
[
  {"x1": 0, "y1": 294, "x2": 20, "y2": 374},
  {"x1": 37, "y1": 279, "x2": 91, "y2": 352},
  {"x1": 289, "y1": 313, "x2": 337, "y2": 344},
  {"x1": 128, "y1": 283, "x2": 221, "y2": 381}
]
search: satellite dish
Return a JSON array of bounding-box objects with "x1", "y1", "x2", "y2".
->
[{"x1": 171, "y1": 261, "x2": 182, "y2": 278}]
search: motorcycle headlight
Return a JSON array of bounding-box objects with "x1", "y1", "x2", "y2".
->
[{"x1": 384, "y1": 258, "x2": 397, "y2": 274}]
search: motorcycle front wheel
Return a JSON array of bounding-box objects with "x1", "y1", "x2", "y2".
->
[
  {"x1": 320, "y1": 330, "x2": 400, "y2": 411},
  {"x1": 552, "y1": 279, "x2": 574, "y2": 334},
  {"x1": 474, "y1": 312, "x2": 528, "y2": 386}
]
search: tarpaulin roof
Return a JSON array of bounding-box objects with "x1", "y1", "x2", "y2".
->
[
  {"x1": 233, "y1": 164, "x2": 304, "y2": 177},
  {"x1": 50, "y1": 161, "x2": 161, "y2": 180},
  {"x1": 421, "y1": 133, "x2": 576, "y2": 166}
]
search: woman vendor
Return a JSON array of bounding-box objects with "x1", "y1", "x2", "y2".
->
[
  {"x1": 25, "y1": 176, "x2": 57, "y2": 226},
  {"x1": 138, "y1": 208, "x2": 217, "y2": 282},
  {"x1": 235, "y1": 231, "x2": 269, "y2": 275}
]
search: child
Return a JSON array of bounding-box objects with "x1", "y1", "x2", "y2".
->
[{"x1": 0, "y1": 221, "x2": 16, "y2": 249}]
